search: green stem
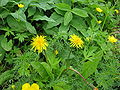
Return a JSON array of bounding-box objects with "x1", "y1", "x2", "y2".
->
[{"x1": 101, "y1": 14, "x2": 107, "y2": 31}]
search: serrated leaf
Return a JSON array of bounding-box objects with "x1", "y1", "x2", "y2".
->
[
  {"x1": 26, "y1": 22, "x2": 37, "y2": 34},
  {"x1": 64, "y1": 11, "x2": 73, "y2": 26},
  {"x1": 71, "y1": 8, "x2": 88, "y2": 17},
  {"x1": 55, "y1": 3, "x2": 71, "y2": 11},
  {"x1": 1, "y1": 38, "x2": 13, "y2": 51}
]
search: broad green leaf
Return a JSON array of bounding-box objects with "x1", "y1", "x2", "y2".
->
[
  {"x1": 33, "y1": 15, "x2": 55, "y2": 22},
  {"x1": 44, "y1": 27, "x2": 58, "y2": 35},
  {"x1": 41, "y1": 62, "x2": 54, "y2": 80},
  {"x1": 0, "y1": 0, "x2": 9, "y2": 6},
  {"x1": 82, "y1": 51, "x2": 103, "y2": 78},
  {"x1": 28, "y1": 7, "x2": 36, "y2": 17},
  {"x1": 1, "y1": 37, "x2": 13, "y2": 51},
  {"x1": 30, "y1": 3, "x2": 53, "y2": 11},
  {"x1": 10, "y1": 11, "x2": 26, "y2": 22},
  {"x1": 70, "y1": 15, "x2": 87, "y2": 31},
  {"x1": 71, "y1": 8, "x2": 88, "y2": 17},
  {"x1": 7, "y1": 16, "x2": 26, "y2": 32},
  {"x1": 55, "y1": 3, "x2": 71, "y2": 11},
  {"x1": 26, "y1": 22, "x2": 37, "y2": 34},
  {"x1": 58, "y1": 24, "x2": 69, "y2": 40},
  {"x1": 46, "y1": 12, "x2": 63, "y2": 29},
  {"x1": 64, "y1": 11, "x2": 73, "y2": 26},
  {"x1": 0, "y1": 9, "x2": 9, "y2": 18}
]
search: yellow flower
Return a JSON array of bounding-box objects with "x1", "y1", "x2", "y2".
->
[
  {"x1": 18, "y1": 4, "x2": 24, "y2": 8},
  {"x1": 97, "y1": 20, "x2": 102, "y2": 24},
  {"x1": 11, "y1": 85, "x2": 15, "y2": 89},
  {"x1": 69, "y1": 34, "x2": 84, "y2": 48},
  {"x1": 114, "y1": 9, "x2": 119, "y2": 14},
  {"x1": 55, "y1": 50, "x2": 58, "y2": 55},
  {"x1": 31, "y1": 35, "x2": 48, "y2": 53},
  {"x1": 108, "y1": 35, "x2": 118, "y2": 43},
  {"x1": 22, "y1": 83, "x2": 40, "y2": 90},
  {"x1": 31, "y1": 83, "x2": 39, "y2": 90},
  {"x1": 22, "y1": 83, "x2": 30, "y2": 90},
  {"x1": 96, "y1": 8, "x2": 103, "y2": 12}
]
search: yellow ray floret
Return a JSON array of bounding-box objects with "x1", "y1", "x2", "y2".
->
[
  {"x1": 96, "y1": 8, "x2": 103, "y2": 12},
  {"x1": 69, "y1": 34, "x2": 84, "y2": 48},
  {"x1": 108, "y1": 35, "x2": 118, "y2": 43},
  {"x1": 31, "y1": 35, "x2": 48, "y2": 53},
  {"x1": 18, "y1": 4, "x2": 24, "y2": 8}
]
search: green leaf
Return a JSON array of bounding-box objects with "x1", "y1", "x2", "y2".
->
[
  {"x1": 10, "y1": 11, "x2": 26, "y2": 22},
  {"x1": 46, "y1": 12, "x2": 63, "y2": 29},
  {"x1": 64, "y1": 11, "x2": 73, "y2": 26},
  {"x1": 41, "y1": 62, "x2": 54, "y2": 80},
  {"x1": 28, "y1": 7, "x2": 36, "y2": 17},
  {"x1": 70, "y1": 15, "x2": 86, "y2": 31},
  {"x1": 46, "y1": 50, "x2": 61, "y2": 69},
  {"x1": 71, "y1": 8, "x2": 88, "y2": 17},
  {"x1": 26, "y1": 22, "x2": 37, "y2": 34},
  {"x1": 53, "y1": 86, "x2": 64, "y2": 90},
  {"x1": 0, "y1": 70, "x2": 14, "y2": 85},
  {"x1": 33, "y1": 15, "x2": 55, "y2": 22},
  {"x1": 0, "y1": 35, "x2": 5, "y2": 61},
  {"x1": 82, "y1": 51, "x2": 103, "y2": 78},
  {"x1": 31, "y1": 61, "x2": 49, "y2": 80},
  {"x1": 30, "y1": 3, "x2": 53, "y2": 11},
  {"x1": 0, "y1": 0, "x2": 9, "y2": 6},
  {"x1": 7, "y1": 16, "x2": 26, "y2": 32},
  {"x1": 55, "y1": 3, "x2": 71, "y2": 11},
  {"x1": 58, "y1": 24, "x2": 69, "y2": 40},
  {"x1": 1, "y1": 37, "x2": 13, "y2": 51}
]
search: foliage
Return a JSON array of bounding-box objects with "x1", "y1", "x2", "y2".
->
[{"x1": 0, "y1": 0, "x2": 120, "y2": 90}]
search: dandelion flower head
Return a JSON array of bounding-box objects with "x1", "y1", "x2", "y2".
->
[
  {"x1": 31, "y1": 35, "x2": 48, "y2": 53},
  {"x1": 18, "y1": 4, "x2": 24, "y2": 8},
  {"x1": 22, "y1": 83, "x2": 40, "y2": 90},
  {"x1": 69, "y1": 34, "x2": 84, "y2": 48},
  {"x1": 108, "y1": 35, "x2": 118, "y2": 43},
  {"x1": 96, "y1": 8, "x2": 103, "y2": 12}
]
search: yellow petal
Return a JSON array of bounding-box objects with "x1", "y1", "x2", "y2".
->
[
  {"x1": 22, "y1": 83, "x2": 30, "y2": 90},
  {"x1": 31, "y1": 83, "x2": 39, "y2": 90}
]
